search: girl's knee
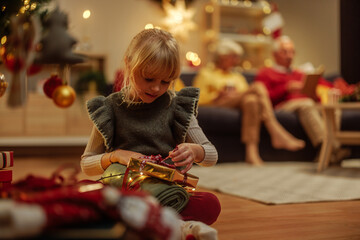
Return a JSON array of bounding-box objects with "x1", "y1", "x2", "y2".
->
[
  {"x1": 180, "y1": 192, "x2": 221, "y2": 225},
  {"x1": 195, "y1": 192, "x2": 221, "y2": 225}
]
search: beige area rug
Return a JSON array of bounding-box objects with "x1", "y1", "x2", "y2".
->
[{"x1": 189, "y1": 161, "x2": 360, "y2": 205}]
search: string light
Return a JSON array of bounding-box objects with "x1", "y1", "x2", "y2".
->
[
  {"x1": 242, "y1": 60, "x2": 252, "y2": 70},
  {"x1": 205, "y1": 4, "x2": 214, "y2": 13},
  {"x1": 30, "y1": 3, "x2": 37, "y2": 11},
  {"x1": 186, "y1": 51, "x2": 201, "y2": 66},
  {"x1": 264, "y1": 58, "x2": 272, "y2": 67},
  {"x1": 263, "y1": 26, "x2": 271, "y2": 35},
  {"x1": 145, "y1": 23, "x2": 154, "y2": 29},
  {"x1": 83, "y1": 10, "x2": 91, "y2": 19},
  {"x1": 243, "y1": 0, "x2": 252, "y2": 7},
  {"x1": 1, "y1": 36, "x2": 7, "y2": 45}
]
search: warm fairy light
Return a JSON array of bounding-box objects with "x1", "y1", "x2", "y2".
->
[
  {"x1": 83, "y1": 10, "x2": 91, "y2": 19},
  {"x1": 205, "y1": 4, "x2": 214, "y2": 13},
  {"x1": 230, "y1": 0, "x2": 239, "y2": 6},
  {"x1": 30, "y1": 3, "x2": 37, "y2": 11},
  {"x1": 263, "y1": 6, "x2": 271, "y2": 14},
  {"x1": 24, "y1": 0, "x2": 30, "y2": 5},
  {"x1": 186, "y1": 51, "x2": 198, "y2": 61},
  {"x1": 145, "y1": 23, "x2": 154, "y2": 29},
  {"x1": 263, "y1": 27, "x2": 271, "y2": 35},
  {"x1": 205, "y1": 29, "x2": 215, "y2": 39},
  {"x1": 19, "y1": 6, "x2": 26, "y2": 14},
  {"x1": 186, "y1": 51, "x2": 201, "y2": 66},
  {"x1": 242, "y1": 60, "x2": 252, "y2": 70},
  {"x1": 186, "y1": 51, "x2": 194, "y2": 60},
  {"x1": 1, "y1": 36, "x2": 7, "y2": 45},
  {"x1": 2, "y1": 6, "x2": 6, "y2": 12},
  {"x1": 244, "y1": 0, "x2": 252, "y2": 7},
  {"x1": 140, "y1": 172, "x2": 144, "y2": 175},
  {"x1": 221, "y1": 0, "x2": 230, "y2": 5},
  {"x1": 192, "y1": 58, "x2": 201, "y2": 66},
  {"x1": 25, "y1": 4, "x2": 30, "y2": 10},
  {"x1": 264, "y1": 58, "x2": 273, "y2": 67}
]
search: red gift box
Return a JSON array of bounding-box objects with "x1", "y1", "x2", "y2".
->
[
  {"x1": 0, "y1": 181, "x2": 11, "y2": 189},
  {"x1": 1, "y1": 151, "x2": 14, "y2": 169},
  {"x1": 0, "y1": 169, "x2": 12, "y2": 182}
]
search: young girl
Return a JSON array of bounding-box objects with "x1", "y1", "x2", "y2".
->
[{"x1": 81, "y1": 28, "x2": 220, "y2": 226}]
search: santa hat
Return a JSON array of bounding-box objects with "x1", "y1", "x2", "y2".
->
[{"x1": 262, "y1": 3, "x2": 284, "y2": 39}]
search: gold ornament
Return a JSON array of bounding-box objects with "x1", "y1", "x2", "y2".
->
[
  {"x1": 52, "y1": 85, "x2": 76, "y2": 108},
  {"x1": 0, "y1": 73, "x2": 8, "y2": 98}
]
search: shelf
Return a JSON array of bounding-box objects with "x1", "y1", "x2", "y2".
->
[
  {"x1": 202, "y1": 0, "x2": 274, "y2": 69},
  {"x1": 219, "y1": 33, "x2": 272, "y2": 45},
  {"x1": 0, "y1": 136, "x2": 89, "y2": 146},
  {"x1": 218, "y1": 1, "x2": 270, "y2": 17}
]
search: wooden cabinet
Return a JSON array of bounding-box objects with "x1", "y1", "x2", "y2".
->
[
  {"x1": 202, "y1": 0, "x2": 275, "y2": 71},
  {"x1": 0, "y1": 92, "x2": 94, "y2": 138},
  {"x1": 0, "y1": 52, "x2": 106, "y2": 146}
]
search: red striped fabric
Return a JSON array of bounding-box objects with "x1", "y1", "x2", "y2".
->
[{"x1": 1, "y1": 151, "x2": 14, "y2": 169}]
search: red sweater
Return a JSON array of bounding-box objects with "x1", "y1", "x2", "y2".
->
[{"x1": 255, "y1": 67, "x2": 308, "y2": 107}]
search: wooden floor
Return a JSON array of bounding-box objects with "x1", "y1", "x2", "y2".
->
[{"x1": 10, "y1": 156, "x2": 360, "y2": 240}]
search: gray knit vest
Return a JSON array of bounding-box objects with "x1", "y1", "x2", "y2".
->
[{"x1": 86, "y1": 87, "x2": 199, "y2": 158}]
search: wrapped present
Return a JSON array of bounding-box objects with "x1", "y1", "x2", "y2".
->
[
  {"x1": 0, "y1": 181, "x2": 11, "y2": 189},
  {"x1": 0, "y1": 169, "x2": 12, "y2": 182},
  {"x1": 1, "y1": 151, "x2": 14, "y2": 169},
  {"x1": 127, "y1": 157, "x2": 199, "y2": 188}
]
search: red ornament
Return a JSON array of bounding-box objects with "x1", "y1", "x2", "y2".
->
[
  {"x1": 43, "y1": 74, "x2": 63, "y2": 98},
  {"x1": 2, "y1": 52, "x2": 25, "y2": 73},
  {"x1": 27, "y1": 64, "x2": 42, "y2": 76}
]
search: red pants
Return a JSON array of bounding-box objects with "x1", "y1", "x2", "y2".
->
[{"x1": 179, "y1": 192, "x2": 221, "y2": 225}]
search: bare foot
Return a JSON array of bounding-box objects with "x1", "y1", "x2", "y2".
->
[
  {"x1": 271, "y1": 135, "x2": 305, "y2": 151},
  {"x1": 265, "y1": 120, "x2": 305, "y2": 151},
  {"x1": 246, "y1": 157, "x2": 264, "y2": 166},
  {"x1": 245, "y1": 144, "x2": 264, "y2": 166}
]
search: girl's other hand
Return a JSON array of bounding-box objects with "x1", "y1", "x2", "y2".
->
[{"x1": 169, "y1": 143, "x2": 204, "y2": 174}]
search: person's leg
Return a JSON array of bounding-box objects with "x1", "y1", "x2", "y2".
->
[
  {"x1": 279, "y1": 98, "x2": 324, "y2": 147},
  {"x1": 241, "y1": 93, "x2": 264, "y2": 165},
  {"x1": 250, "y1": 82, "x2": 305, "y2": 151},
  {"x1": 179, "y1": 192, "x2": 221, "y2": 225}
]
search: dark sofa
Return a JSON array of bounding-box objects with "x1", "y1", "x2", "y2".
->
[{"x1": 180, "y1": 72, "x2": 360, "y2": 163}]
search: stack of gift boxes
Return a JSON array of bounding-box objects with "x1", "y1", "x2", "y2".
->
[{"x1": 0, "y1": 151, "x2": 13, "y2": 189}]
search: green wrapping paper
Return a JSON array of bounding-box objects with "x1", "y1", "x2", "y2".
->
[{"x1": 100, "y1": 163, "x2": 190, "y2": 212}]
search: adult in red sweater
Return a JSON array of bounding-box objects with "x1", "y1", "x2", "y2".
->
[{"x1": 255, "y1": 36, "x2": 337, "y2": 153}]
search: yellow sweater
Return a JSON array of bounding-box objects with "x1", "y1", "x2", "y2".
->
[{"x1": 193, "y1": 65, "x2": 249, "y2": 105}]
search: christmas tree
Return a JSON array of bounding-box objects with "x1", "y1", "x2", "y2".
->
[{"x1": 0, "y1": 0, "x2": 52, "y2": 41}]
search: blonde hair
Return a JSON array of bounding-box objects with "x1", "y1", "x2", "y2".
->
[{"x1": 122, "y1": 28, "x2": 180, "y2": 103}]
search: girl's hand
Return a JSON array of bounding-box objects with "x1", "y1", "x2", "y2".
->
[
  {"x1": 101, "y1": 149, "x2": 144, "y2": 170},
  {"x1": 169, "y1": 143, "x2": 205, "y2": 174}
]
